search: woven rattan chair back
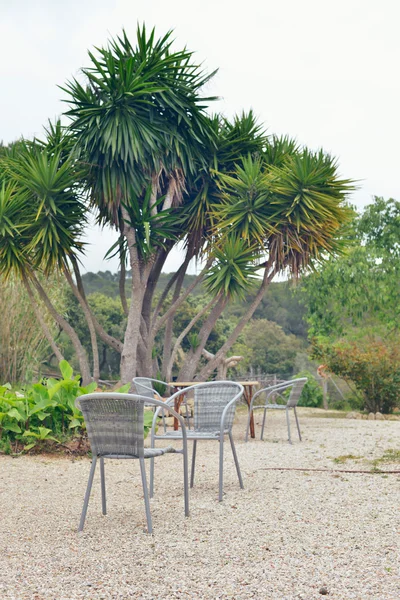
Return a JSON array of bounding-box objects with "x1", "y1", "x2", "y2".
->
[
  {"x1": 133, "y1": 377, "x2": 158, "y2": 399},
  {"x1": 286, "y1": 378, "x2": 307, "y2": 408},
  {"x1": 193, "y1": 382, "x2": 240, "y2": 432},
  {"x1": 76, "y1": 395, "x2": 145, "y2": 458}
]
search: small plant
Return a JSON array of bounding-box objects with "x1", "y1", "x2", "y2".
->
[
  {"x1": 22, "y1": 427, "x2": 60, "y2": 451},
  {"x1": 332, "y1": 454, "x2": 362, "y2": 464}
]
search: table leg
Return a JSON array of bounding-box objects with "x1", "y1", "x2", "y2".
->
[
  {"x1": 244, "y1": 386, "x2": 255, "y2": 439},
  {"x1": 174, "y1": 393, "x2": 184, "y2": 431}
]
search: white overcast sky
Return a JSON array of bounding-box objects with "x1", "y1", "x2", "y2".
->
[{"x1": 1, "y1": 0, "x2": 399, "y2": 273}]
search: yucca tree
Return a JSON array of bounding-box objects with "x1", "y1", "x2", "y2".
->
[
  {"x1": 0, "y1": 140, "x2": 96, "y2": 383},
  {"x1": 0, "y1": 26, "x2": 354, "y2": 384},
  {"x1": 195, "y1": 150, "x2": 354, "y2": 380},
  {"x1": 63, "y1": 25, "x2": 220, "y2": 380}
]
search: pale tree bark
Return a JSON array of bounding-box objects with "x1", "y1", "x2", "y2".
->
[
  {"x1": 29, "y1": 271, "x2": 92, "y2": 385},
  {"x1": 161, "y1": 247, "x2": 194, "y2": 376},
  {"x1": 119, "y1": 206, "x2": 142, "y2": 382},
  {"x1": 196, "y1": 266, "x2": 277, "y2": 381},
  {"x1": 201, "y1": 349, "x2": 244, "y2": 380},
  {"x1": 22, "y1": 273, "x2": 64, "y2": 363},
  {"x1": 178, "y1": 295, "x2": 228, "y2": 381},
  {"x1": 164, "y1": 296, "x2": 217, "y2": 382},
  {"x1": 118, "y1": 242, "x2": 129, "y2": 317},
  {"x1": 63, "y1": 267, "x2": 100, "y2": 382},
  {"x1": 70, "y1": 256, "x2": 123, "y2": 353},
  {"x1": 137, "y1": 246, "x2": 172, "y2": 375},
  {"x1": 119, "y1": 206, "x2": 156, "y2": 381}
]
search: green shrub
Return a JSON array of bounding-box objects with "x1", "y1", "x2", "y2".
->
[
  {"x1": 0, "y1": 361, "x2": 156, "y2": 452},
  {"x1": 294, "y1": 370, "x2": 323, "y2": 408}
]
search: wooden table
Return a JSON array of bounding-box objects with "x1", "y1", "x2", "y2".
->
[{"x1": 168, "y1": 381, "x2": 259, "y2": 438}]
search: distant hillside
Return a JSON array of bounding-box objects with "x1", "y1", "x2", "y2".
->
[{"x1": 81, "y1": 270, "x2": 308, "y2": 340}]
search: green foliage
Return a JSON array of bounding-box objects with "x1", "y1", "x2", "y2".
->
[
  {"x1": 232, "y1": 319, "x2": 302, "y2": 377},
  {"x1": 302, "y1": 197, "x2": 400, "y2": 338},
  {"x1": 0, "y1": 360, "x2": 158, "y2": 452},
  {"x1": 293, "y1": 370, "x2": 323, "y2": 408},
  {"x1": 302, "y1": 197, "x2": 400, "y2": 413},
  {"x1": 214, "y1": 151, "x2": 354, "y2": 276},
  {"x1": 204, "y1": 237, "x2": 260, "y2": 300},
  {"x1": 313, "y1": 337, "x2": 400, "y2": 414},
  {"x1": 63, "y1": 25, "x2": 216, "y2": 224},
  {"x1": 0, "y1": 138, "x2": 86, "y2": 278}
]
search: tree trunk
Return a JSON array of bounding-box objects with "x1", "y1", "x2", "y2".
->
[
  {"x1": 196, "y1": 267, "x2": 275, "y2": 381},
  {"x1": 63, "y1": 267, "x2": 100, "y2": 382},
  {"x1": 119, "y1": 244, "x2": 129, "y2": 317},
  {"x1": 161, "y1": 250, "x2": 192, "y2": 377},
  {"x1": 178, "y1": 295, "x2": 227, "y2": 381},
  {"x1": 137, "y1": 247, "x2": 171, "y2": 376},
  {"x1": 22, "y1": 274, "x2": 64, "y2": 363},
  {"x1": 165, "y1": 296, "x2": 217, "y2": 382},
  {"x1": 119, "y1": 206, "x2": 155, "y2": 382},
  {"x1": 29, "y1": 272, "x2": 92, "y2": 385},
  {"x1": 120, "y1": 290, "x2": 145, "y2": 382}
]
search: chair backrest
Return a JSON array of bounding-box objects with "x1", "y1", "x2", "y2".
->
[
  {"x1": 76, "y1": 393, "x2": 147, "y2": 458},
  {"x1": 133, "y1": 377, "x2": 168, "y2": 400},
  {"x1": 191, "y1": 381, "x2": 243, "y2": 432},
  {"x1": 286, "y1": 378, "x2": 308, "y2": 407}
]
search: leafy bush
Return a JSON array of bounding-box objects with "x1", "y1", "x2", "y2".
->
[
  {"x1": 294, "y1": 370, "x2": 323, "y2": 408},
  {"x1": 0, "y1": 360, "x2": 156, "y2": 453},
  {"x1": 0, "y1": 360, "x2": 97, "y2": 452},
  {"x1": 313, "y1": 337, "x2": 400, "y2": 413}
]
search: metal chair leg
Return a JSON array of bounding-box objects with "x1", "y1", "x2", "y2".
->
[
  {"x1": 286, "y1": 407, "x2": 292, "y2": 444},
  {"x1": 245, "y1": 408, "x2": 252, "y2": 442},
  {"x1": 294, "y1": 406, "x2": 302, "y2": 441},
  {"x1": 229, "y1": 431, "x2": 244, "y2": 489},
  {"x1": 78, "y1": 456, "x2": 97, "y2": 532},
  {"x1": 149, "y1": 457, "x2": 155, "y2": 498},
  {"x1": 190, "y1": 440, "x2": 197, "y2": 488},
  {"x1": 261, "y1": 406, "x2": 267, "y2": 440},
  {"x1": 139, "y1": 458, "x2": 153, "y2": 534},
  {"x1": 218, "y1": 435, "x2": 224, "y2": 502},
  {"x1": 100, "y1": 457, "x2": 106, "y2": 515},
  {"x1": 182, "y1": 439, "x2": 189, "y2": 517}
]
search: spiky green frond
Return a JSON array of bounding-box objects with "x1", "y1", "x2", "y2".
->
[
  {"x1": 2, "y1": 144, "x2": 86, "y2": 275},
  {"x1": 0, "y1": 182, "x2": 32, "y2": 278},
  {"x1": 204, "y1": 236, "x2": 261, "y2": 300},
  {"x1": 212, "y1": 151, "x2": 354, "y2": 276},
  {"x1": 62, "y1": 25, "x2": 218, "y2": 227}
]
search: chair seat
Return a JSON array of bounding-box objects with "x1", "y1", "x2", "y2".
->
[
  {"x1": 154, "y1": 430, "x2": 229, "y2": 440},
  {"x1": 265, "y1": 404, "x2": 288, "y2": 410},
  {"x1": 100, "y1": 446, "x2": 177, "y2": 459}
]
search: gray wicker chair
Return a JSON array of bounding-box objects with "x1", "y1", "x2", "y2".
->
[
  {"x1": 75, "y1": 393, "x2": 189, "y2": 534},
  {"x1": 133, "y1": 376, "x2": 195, "y2": 430},
  {"x1": 133, "y1": 377, "x2": 171, "y2": 401},
  {"x1": 245, "y1": 378, "x2": 308, "y2": 444},
  {"x1": 149, "y1": 381, "x2": 244, "y2": 502},
  {"x1": 133, "y1": 377, "x2": 174, "y2": 431}
]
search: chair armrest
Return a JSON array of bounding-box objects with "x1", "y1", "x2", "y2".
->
[
  {"x1": 220, "y1": 385, "x2": 244, "y2": 432},
  {"x1": 148, "y1": 398, "x2": 188, "y2": 442}
]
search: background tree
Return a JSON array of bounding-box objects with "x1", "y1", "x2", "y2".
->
[{"x1": 301, "y1": 196, "x2": 400, "y2": 412}]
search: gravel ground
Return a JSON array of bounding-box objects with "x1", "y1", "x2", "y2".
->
[{"x1": 1, "y1": 410, "x2": 399, "y2": 600}]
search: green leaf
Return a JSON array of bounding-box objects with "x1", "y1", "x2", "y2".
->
[
  {"x1": 59, "y1": 360, "x2": 73, "y2": 380},
  {"x1": 23, "y1": 442, "x2": 37, "y2": 451}
]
